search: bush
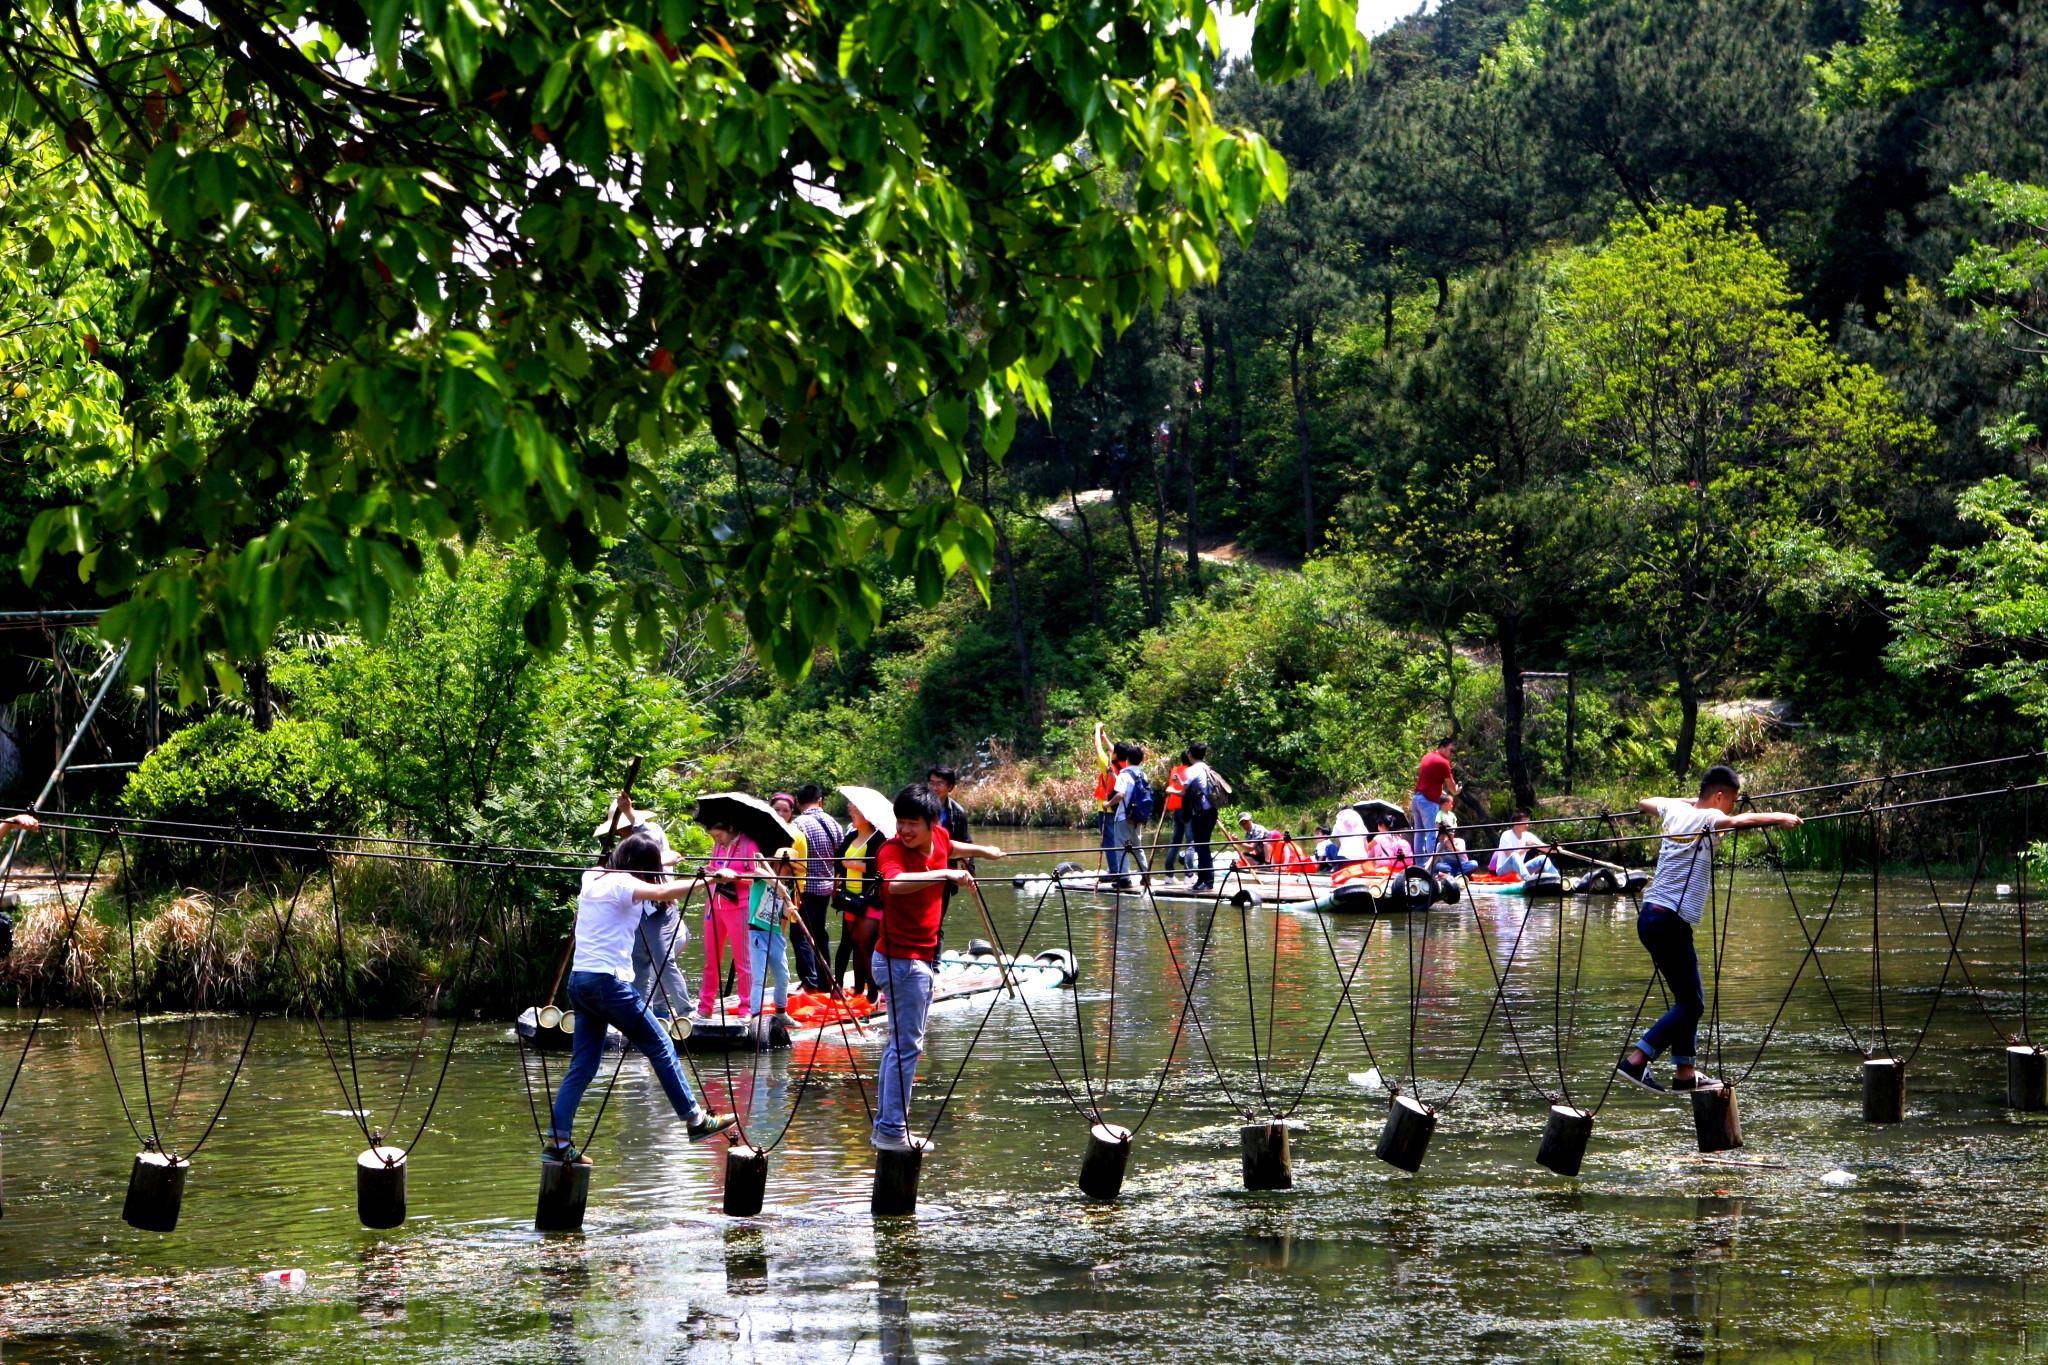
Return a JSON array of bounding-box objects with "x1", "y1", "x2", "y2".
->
[{"x1": 123, "y1": 712, "x2": 371, "y2": 839}]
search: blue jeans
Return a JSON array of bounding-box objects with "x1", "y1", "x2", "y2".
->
[
  {"x1": 1167, "y1": 810, "x2": 1193, "y2": 871},
  {"x1": 872, "y1": 953, "x2": 937, "y2": 1144},
  {"x1": 1106, "y1": 816, "x2": 1147, "y2": 880},
  {"x1": 1636, "y1": 906, "x2": 1703, "y2": 1067},
  {"x1": 631, "y1": 903, "x2": 691, "y2": 1016},
  {"x1": 1411, "y1": 792, "x2": 1442, "y2": 867},
  {"x1": 550, "y1": 970, "x2": 702, "y2": 1141},
  {"x1": 748, "y1": 925, "x2": 791, "y2": 1014}
]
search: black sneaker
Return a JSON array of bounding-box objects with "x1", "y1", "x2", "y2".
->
[
  {"x1": 542, "y1": 1141, "x2": 591, "y2": 1166},
  {"x1": 687, "y1": 1111, "x2": 738, "y2": 1142},
  {"x1": 1672, "y1": 1072, "x2": 1723, "y2": 1092},
  {"x1": 1615, "y1": 1055, "x2": 1667, "y2": 1093}
]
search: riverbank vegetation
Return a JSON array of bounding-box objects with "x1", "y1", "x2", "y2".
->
[{"x1": 3, "y1": 2, "x2": 2048, "y2": 1007}]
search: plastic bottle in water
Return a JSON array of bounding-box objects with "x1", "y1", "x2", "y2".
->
[{"x1": 259, "y1": 1268, "x2": 307, "y2": 1288}]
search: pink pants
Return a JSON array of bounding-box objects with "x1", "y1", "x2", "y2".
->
[{"x1": 698, "y1": 894, "x2": 752, "y2": 1017}]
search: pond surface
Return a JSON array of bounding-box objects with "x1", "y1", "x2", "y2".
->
[{"x1": 2, "y1": 827, "x2": 2046, "y2": 1360}]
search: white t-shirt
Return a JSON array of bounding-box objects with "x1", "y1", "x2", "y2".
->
[
  {"x1": 1182, "y1": 761, "x2": 1218, "y2": 810},
  {"x1": 574, "y1": 867, "x2": 649, "y2": 981},
  {"x1": 1643, "y1": 802, "x2": 1730, "y2": 924},
  {"x1": 1330, "y1": 807, "x2": 1368, "y2": 860},
  {"x1": 1496, "y1": 829, "x2": 1545, "y2": 853}
]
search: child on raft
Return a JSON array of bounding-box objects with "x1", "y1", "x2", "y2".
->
[
  {"x1": 1615, "y1": 765, "x2": 1801, "y2": 1094},
  {"x1": 871, "y1": 783, "x2": 1005, "y2": 1154},
  {"x1": 546, "y1": 830, "x2": 737, "y2": 1162}
]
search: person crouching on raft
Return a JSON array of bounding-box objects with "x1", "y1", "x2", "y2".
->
[
  {"x1": 547, "y1": 830, "x2": 737, "y2": 1161},
  {"x1": 871, "y1": 784, "x2": 1006, "y2": 1153},
  {"x1": 1615, "y1": 765, "x2": 1801, "y2": 1094}
]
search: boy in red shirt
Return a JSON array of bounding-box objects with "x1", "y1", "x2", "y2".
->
[{"x1": 872, "y1": 784, "x2": 1005, "y2": 1152}]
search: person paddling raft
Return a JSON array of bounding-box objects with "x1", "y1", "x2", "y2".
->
[
  {"x1": 545, "y1": 830, "x2": 737, "y2": 1164},
  {"x1": 1615, "y1": 765, "x2": 1801, "y2": 1094},
  {"x1": 871, "y1": 784, "x2": 1006, "y2": 1154}
]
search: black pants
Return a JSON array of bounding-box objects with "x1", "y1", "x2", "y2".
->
[
  {"x1": 834, "y1": 912, "x2": 878, "y2": 997},
  {"x1": 1636, "y1": 905, "x2": 1704, "y2": 1064},
  {"x1": 1190, "y1": 809, "x2": 1220, "y2": 888},
  {"x1": 794, "y1": 891, "x2": 833, "y2": 990}
]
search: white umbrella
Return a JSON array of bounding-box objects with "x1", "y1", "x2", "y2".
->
[{"x1": 837, "y1": 785, "x2": 897, "y2": 840}]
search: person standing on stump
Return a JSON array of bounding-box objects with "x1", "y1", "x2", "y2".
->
[
  {"x1": 1615, "y1": 765, "x2": 1801, "y2": 1094},
  {"x1": 546, "y1": 831, "x2": 736, "y2": 1162},
  {"x1": 790, "y1": 784, "x2": 843, "y2": 991},
  {"x1": 871, "y1": 783, "x2": 1006, "y2": 1154}
]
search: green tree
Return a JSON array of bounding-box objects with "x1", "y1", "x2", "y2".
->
[
  {"x1": 1889, "y1": 174, "x2": 2048, "y2": 722},
  {"x1": 1527, "y1": 0, "x2": 1839, "y2": 228},
  {"x1": 0, "y1": 0, "x2": 1362, "y2": 694},
  {"x1": 1557, "y1": 206, "x2": 1928, "y2": 775},
  {"x1": 1370, "y1": 267, "x2": 1582, "y2": 806}
]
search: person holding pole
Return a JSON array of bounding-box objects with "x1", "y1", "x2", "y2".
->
[
  {"x1": 1615, "y1": 765, "x2": 1801, "y2": 1093},
  {"x1": 870, "y1": 784, "x2": 1005, "y2": 1153}
]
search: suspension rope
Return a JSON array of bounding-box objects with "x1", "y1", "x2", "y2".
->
[{"x1": 0, "y1": 835, "x2": 108, "y2": 1118}]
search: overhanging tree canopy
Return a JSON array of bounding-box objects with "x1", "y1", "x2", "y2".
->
[{"x1": 0, "y1": 0, "x2": 1363, "y2": 693}]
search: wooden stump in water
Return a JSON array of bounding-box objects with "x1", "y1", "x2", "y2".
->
[
  {"x1": 356, "y1": 1145, "x2": 408, "y2": 1229},
  {"x1": 724, "y1": 1145, "x2": 769, "y2": 1217},
  {"x1": 1862, "y1": 1057, "x2": 1906, "y2": 1125},
  {"x1": 1078, "y1": 1123, "x2": 1132, "y2": 1202},
  {"x1": 535, "y1": 1155, "x2": 591, "y2": 1233},
  {"x1": 1375, "y1": 1094, "x2": 1437, "y2": 1174},
  {"x1": 2007, "y1": 1045, "x2": 2047, "y2": 1112},
  {"x1": 122, "y1": 1149, "x2": 189, "y2": 1233},
  {"x1": 871, "y1": 1142, "x2": 926, "y2": 1217},
  {"x1": 1536, "y1": 1104, "x2": 1594, "y2": 1178},
  {"x1": 1239, "y1": 1120, "x2": 1292, "y2": 1191},
  {"x1": 1691, "y1": 1085, "x2": 1742, "y2": 1153}
]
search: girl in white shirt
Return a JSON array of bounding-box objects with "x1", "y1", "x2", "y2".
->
[{"x1": 547, "y1": 831, "x2": 737, "y2": 1162}]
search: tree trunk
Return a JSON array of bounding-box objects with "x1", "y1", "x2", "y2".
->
[
  {"x1": 246, "y1": 660, "x2": 274, "y2": 733},
  {"x1": 982, "y1": 458, "x2": 1039, "y2": 736},
  {"x1": 1672, "y1": 669, "x2": 1700, "y2": 779},
  {"x1": 1190, "y1": 318, "x2": 1215, "y2": 599},
  {"x1": 1497, "y1": 612, "x2": 1535, "y2": 808},
  {"x1": 1148, "y1": 426, "x2": 1170, "y2": 629},
  {"x1": 1221, "y1": 314, "x2": 1245, "y2": 500},
  {"x1": 1288, "y1": 325, "x2": 1317, "y2": 558}
]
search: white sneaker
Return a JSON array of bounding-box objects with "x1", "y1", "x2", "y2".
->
[{"x1": 871, "y1": 1133, "x2": 932, "y2": 1154}]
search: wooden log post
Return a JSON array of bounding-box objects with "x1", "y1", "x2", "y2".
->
[
  {"x1": 1536, "y1": 1104, "x2": 1594, "y2": 1178},
  {"x1": 1375, "y1": 1094, "x2": 1437, "y2": 1174},
  {"x1": 1239, "y1": 1120, "x2": 1292, "y2": 1191},
  {"x1": 871, "y1": 1142, "x2": 927, "y2": 1217},
  {"x1": 535, "y1": 1155, "x2": 591, "y2": 1233},
  {"x1": 1862, "y1": 1057, "x2": 1906, "y2": 1125},
  {"x1": 1078, "y1": 1123, "x2": 1132, "y2": 1202},
  {"x1": 724, "y1": 1145, "x2": 769, "y2": 1217},
  {"x1": 122, "y1": 1148, "x2": 189, "y2": 1232},
  {"x1": 2007, "y1": 1045, "x2": 2047, "y2": 1112},
  {"x1": 1690, "y1": 1084, "x2": 1742, "y2": 1154},
  {"x1": 355, "y1": 1145, "x2": 408, "y2": 1229}
]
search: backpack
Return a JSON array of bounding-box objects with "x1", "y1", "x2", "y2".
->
[
  {"x1": 1185, "y1": 768, "x2": 1217, "y2": 815},
  {"x1": 1125, "y1": 768, "x2": 1156, "y2": 825}
]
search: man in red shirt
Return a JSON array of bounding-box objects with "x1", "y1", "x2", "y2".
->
[
  {"x1": 872, "y1": 783, "x2": 1005, "y2": 1153},
  {"x1": 1412, "y1": 737, "x2": 1459, "y2": 872}
]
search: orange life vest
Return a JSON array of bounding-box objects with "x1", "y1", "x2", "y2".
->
[{"x1": 1165, "y1": 764, "x2": 1187, "y2": 812}]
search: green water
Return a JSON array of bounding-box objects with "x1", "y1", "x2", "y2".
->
[{"x1": 3, "y1": 828, "x2": 2047, "y2": 1360}]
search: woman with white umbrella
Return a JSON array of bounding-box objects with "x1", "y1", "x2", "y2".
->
[{"x1": 833, "y1": 786, "x2": 895, "y2": 998}]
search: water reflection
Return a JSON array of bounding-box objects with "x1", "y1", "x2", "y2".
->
[{"x1": 0, "y1": 830, "x2": 2046, "y2": 1358}]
